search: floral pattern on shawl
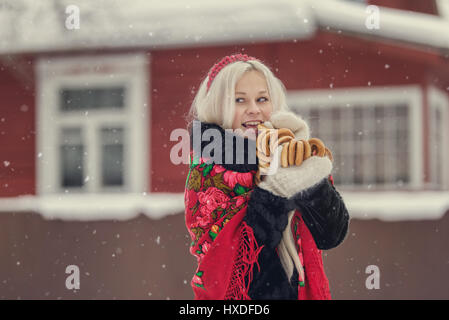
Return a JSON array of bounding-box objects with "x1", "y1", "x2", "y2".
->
[{"x1": 185, "y1": 155, "x2": 257, "y2": 291}]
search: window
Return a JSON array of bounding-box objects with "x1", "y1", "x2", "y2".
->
[
  {"x1": 288, "y1": 86, "x2": 423, "y2": 191},
  {"x1": 36, "y1": 54, "x2": 149, "y2": 195}
]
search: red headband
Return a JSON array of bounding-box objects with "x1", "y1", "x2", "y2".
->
[{"x1": 206, "y1": 53, "x2": 259, "y2": 92}]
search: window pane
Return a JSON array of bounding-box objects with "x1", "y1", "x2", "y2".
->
[
  {"x1": 375, "y1": 152, "x2": 386, "y2": 184},
  {"x1": 60, "y1": 87, "x2": 126, "y2": 112},
  {"x1": 60, "y1": 128, "x2": 84, "y2": 188},
  {"x1": 430, "y1": 106, "x2": 442, "y2": 187},
  {"x1": 101, "y1": 127, "x2": 124, "y2": 187},
  {"x1": 396, "y1": 104, "x2": 409, "y2": 131}
]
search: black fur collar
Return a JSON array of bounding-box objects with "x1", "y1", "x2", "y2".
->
[{"x1": 189, "y1": 121, "x2": 259, "y2": 173}]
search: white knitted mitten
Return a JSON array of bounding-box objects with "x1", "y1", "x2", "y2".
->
[
  {"x1": 265, "y1": 110, "x2": 310, "y2": 141},
  {"x1": 258, "y1": 144, "x2": 333, "y2": 199}
]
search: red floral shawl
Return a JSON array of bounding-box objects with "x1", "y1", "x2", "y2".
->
[{"x1": 184, "y1": 155, "x2": 332, "y2": 300}]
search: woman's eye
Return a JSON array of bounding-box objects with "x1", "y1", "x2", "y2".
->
[{"x1": 236, "y1": 97, "x2": 268, "y2": 103}]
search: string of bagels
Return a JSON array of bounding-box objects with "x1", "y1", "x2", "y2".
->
[{"x1": 255, "y1": 123, "x2": 333, "y2": 184}]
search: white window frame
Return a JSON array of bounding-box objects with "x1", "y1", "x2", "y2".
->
[
  {"x1": 436, "y1": 0, "x2": 449, "y2": 20},
  {"x1": 36, "y1": 53, "x2": 149, "y2": 196},
  {"x1": 287, "y1": 85, "x2": 424, "y2": 190},
  {"x1": 428, "y1": 85, "x2": 449, "y2": 190}
]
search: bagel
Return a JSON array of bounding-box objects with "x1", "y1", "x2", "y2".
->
[
  {"x1": 256, "y1": 151, "x2": 271, "y2": 166},
  {"x1": 281, "y1": 144, "x2": 289, "y2": 168},
  {"x1": 256, "y1": 128, "x2": 271, "y2": 157},
  {"x1": 288, "y1": 140, "x2": 296, "y2": 165},
  {"x1": 295, "y1": 140, "x2": 304, "y2": 166},
  {"x1": 324, "y1": 147, "x2": 333, "y2": 162},
  {"x1": 254, "y1": 171, "x2": 261, "y2": 184},
  {"x1": 308, "y1": 138, "x2": 326, "y2": 157},
  {"x1": 276, "y1": 135, "x2": 294, "y2": 149},
  {"x1": 302, "y1": 140, "x2": 311, "y2": 160},
  {"x1": 258, "y1": 160, "x2": 270, "y2": 169},
  {"x1": 255, "y1": 124, "x2": 332, "y2": 184},
  {"x1": 277, "y1": 128, "x2": 295, "y2": 139}
]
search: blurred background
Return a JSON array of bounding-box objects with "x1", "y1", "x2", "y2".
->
[{"x1": 0, "y1": 0, "x2": 448, "y2": 299}]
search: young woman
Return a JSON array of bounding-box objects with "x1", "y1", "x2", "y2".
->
[{"x1": 184, "y1": 53, "x2": 349, "y2": 300}]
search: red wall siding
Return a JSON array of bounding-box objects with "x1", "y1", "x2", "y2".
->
[
  {"x1": 0, "y1": 55, "x2": 36, "y2": 196},
  {"x1": 368, "y1": 0, "x2": 439, "y2": 15},
  {"x1": 277, "y1": 30, "x2": 445, "y2": 89}
]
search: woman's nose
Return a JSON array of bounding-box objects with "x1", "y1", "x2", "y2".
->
[{"x1": 246, "y1": 101, "x2": 261, "y2": 114}]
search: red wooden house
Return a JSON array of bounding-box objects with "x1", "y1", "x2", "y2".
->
[{"x1": 0, "y1": 0, "x2": 448, "y2": 299}]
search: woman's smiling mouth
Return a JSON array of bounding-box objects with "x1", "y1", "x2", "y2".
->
[{"x1": 242, "y1": 120, "x2": 263, "y2": 129}]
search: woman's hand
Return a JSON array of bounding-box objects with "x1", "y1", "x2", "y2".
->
[
  {"x1": 254, "y1": 144, "x2": 348, "y2": 251},
  {"x1": 258, "y1": 144, "x2": 333, "y2": 199},
  {"x1": 264, "y1": 110, "x2": 310, "y2": 141}
]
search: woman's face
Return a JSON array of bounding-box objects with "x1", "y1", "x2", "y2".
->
[{"x1": 231, "y1": 70, "x2": 273, "y2": 132}]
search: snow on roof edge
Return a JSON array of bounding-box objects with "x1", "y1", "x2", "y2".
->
[
  {"x1": 1, "y1": 0, "x2": 448, "y2": 55},
  {"x1": 0, "y1": 0, "x2": 316, "y2": 55},
  {"x1": 308, "y1": 0, "x2": 449, "y2": 50}
]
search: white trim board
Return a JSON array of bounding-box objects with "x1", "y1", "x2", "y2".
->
[
  {"x1": 0, "y1": 193, "x2": 184, "y2": 221},
  {"x1": 341, "y1": 190, "x2": 449, "y2": 221},
  {"x1": 428, "y1": 85, "x2": 449, "y2": 190},
  {"x1": 0, "y1": 191, "x2": 448, "y2": 222}
]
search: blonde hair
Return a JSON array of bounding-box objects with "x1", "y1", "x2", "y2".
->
[{"x1": 188, "y1": 58, "x2": 289, "y2": 129}]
